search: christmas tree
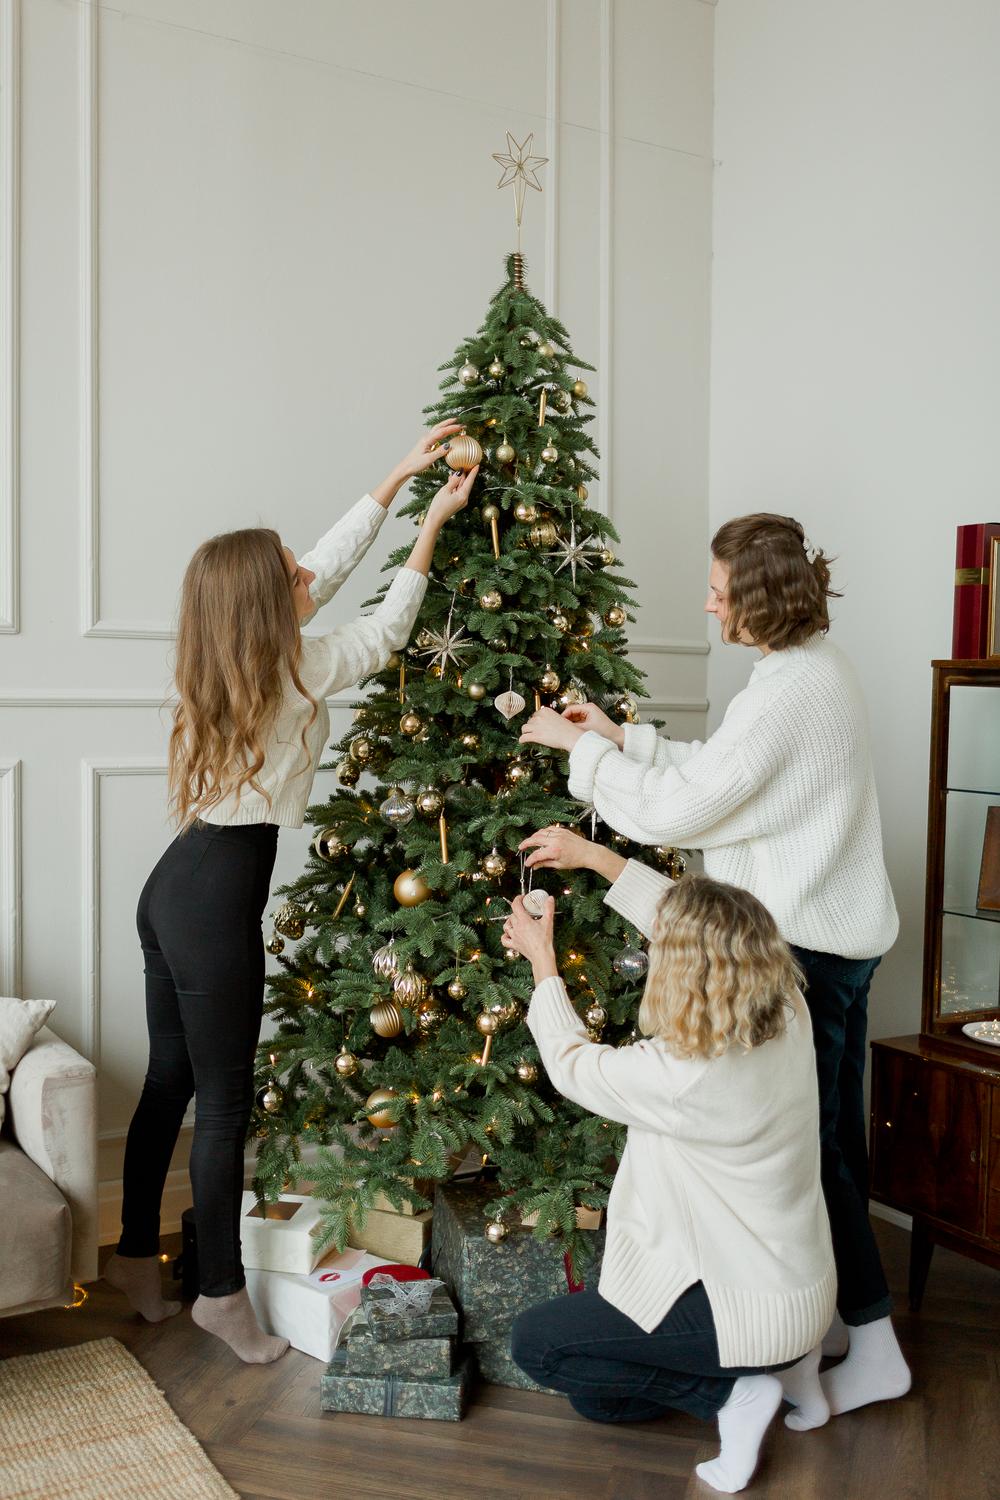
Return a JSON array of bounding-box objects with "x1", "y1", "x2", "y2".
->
[{"x1": 252, "y1": 248, "x2": 678, "y2": 1262}]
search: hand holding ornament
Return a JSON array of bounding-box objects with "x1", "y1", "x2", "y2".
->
[
  {"x1": 519, "y1": 705, "x2": 585, "y2": 754},
  {"x1": 561, "y1": 701, "x2": 625, "y2": 749},
  {"x1": 501, "y1": 894, "x2": 558, "y2": 981},
  {"x1": 425, "y1": 465, "x2": 480, "y2": 528},
  {"x1": 398, "y1": 419, "x2": 467, "y2": 479},
  {"x1": 520, "y1": 825, "x2": 629, "y2": 884}
]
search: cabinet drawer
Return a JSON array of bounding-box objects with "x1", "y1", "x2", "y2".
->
[{"x1": 870, "y1": 1048, "x2": 986, "y2": 1233}]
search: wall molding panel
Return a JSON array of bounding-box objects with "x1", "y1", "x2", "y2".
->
[
  {"x1": 0, "y1": 0, "x2": 19, "y2": 635},
  {"x1": 597, "y1": 0, "x2": 614, "y2": 519},
  {"x1": 544, "y1": 0, "x2": 560, "y2": 313},
  {"x1": 81, "y1": 758, "x2": 166, "y2": 1063},
  {"x1": 0, "y1": 759, "x2": 22, "y2": 996}
]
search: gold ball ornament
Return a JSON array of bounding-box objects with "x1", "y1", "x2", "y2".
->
[
  {"x1": 654, "y1": 845, "x2": 688, "y2": 878},
  {"x1": 417, "y1": 999, "x2": 446, "y2": 1033},
  {"x1": 260, "y1": 1084, "x2": 283, "y2": 1114},
  {"x1": 273, "y1": 901, "x2": 307, "y2": 940},
  {"x1": 528, "y1": 522, "x2": 558, "y2": 548},
  {"x1": 458, "y1": 577, "x2": 476, "y2": 597},
  {"x1": 506, "y1": 758, "x2": 533, "y2": 786},
  {"x1": 558, "y1": 684, "x2": 586, "y2": 708},
  {"x1": 612, "y1": 693, "x2": 640, "y2": 723},
  {"x1": 539, "y1": 666, "x2": 560, "y2": 693},
  {"x1": 370, "y1": 998, "x2": 404, "y2": 1038},
  {"x1": 572, "y1": 378, "x2": 589, "y2": 399},
  {"x1": 603, "y1": 605, "x2": 627, "y2": 628},
  {"x1": 394, "y1": 868, "x2": 431, "y2": 907},
  {"x1": 337, "y1": 758, "x2": 361, "y2": 787},
  {"x1": 380, "y1": 786, "x2": 417, "y2": 826},
  {"x1": 555, "y1": 388, "x2": 573, "y2": 411},
  {"x1": 476, "y1": 1012, "x2": 498, "y2": 1036},
  {"x1": 313, "y1": 826, "x2": 347, "y2": 861},
  {"x1": 416, "y1": 786, "x2": 444, "y2": 816},
  {"x1": 334, "y1": 1047, "x2": 358, "y2": 1078},
  {"x1": 365, "y1": 1088, "x2": 399, "y2": 1129},
  {"x1": 265, "y1": 933, "x2": 285, "y2": 956},
  {"x1": 459, "y1": 731, "x2": 481, "y2": 752},
  {"x1": 550, "y1": 612, "x2": 570, "y2": 634},
  {"x1": 479, "y1": 590, "x2": 503, "y2": 611},
  {"x1": 416, "y1": 628, "x2": 435, "y2": 649},
  {"x1": 481, "y1": 848, "x2": 507, "y2": 878},
  {"x1": 447, "y1": 975, "x2": 468, "y2": 1001},
  {"x1": 577, "y1": 483, "x2": 589, "y2": 501},
  {"x1": 540, "y1": 444, "x2": 559, "y2": 464},
  {"x1": 496, "y1": 441, "x2": 516, "y2": 465},
  {"x1": 354, "y1": 902, "x2": 367, "y2": 918},
  {"x1": 481, "y1": 502, "x2": 500, "y2": 523},
  {"x1": 487, "y1": 357, "x2": 505, "y2": 378},
  {"x1": 598, "y1": 547, "x2": 616, "y2": 567},
  {"x1": 513, "y1": 499, "x2": 537, "y2": 523},
  {"x1": 350, "y1": 736, "x2": 373, "y2": 762},
  {"x1": 516, "y1": 1060, "x2": 539, "y2": 1084},
  {"x1": 458, "y1": 359, "x2": 480, "y2": 386},
  {"x1": 393, "y1": 963, "x2": 428, "y2": 1006},
  {"x1": 445, "y1": 434, "x2": 484, "y2": 472},
  {"x1": 485, "y1": 1219, "x2": 509, "y2": 1244},
  {"x1": 538, "y1": 340, "x2": 555, "y2": 359},
  {"x1": 484, "y1": 416, "x2": 498, "y2": 428},
  {"x1": 400, "y1": 711, "x2": 423, "y2": 736},
  {"x1": 585, "y1": 1002, "x2": 608, "y2": 1030},
  {"x1": 466, "y1": 681, "x2": 487, "y2": 702}
]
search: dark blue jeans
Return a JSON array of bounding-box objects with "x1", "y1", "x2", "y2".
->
[
  {"x1": 791, "y1": 944, "x2": 892, "y2": 1326},
  {"x1": 511, "y1": 1283, "x2": 792, "y2": 1424}
]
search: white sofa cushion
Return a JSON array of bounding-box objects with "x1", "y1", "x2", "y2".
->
[{"x1": 0, "y1": 997, "x2": 55, "y2": 1127}]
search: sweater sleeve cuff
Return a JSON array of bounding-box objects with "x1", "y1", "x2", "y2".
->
[
  {"x1": 603, "y1": 859, "x2": 674, "y2": 941},
  {"x1": 384, "y1": 566, "x2": 429, "y2": 607},
  {"x1": 527, "y1": 976, "x2": 588, "y2": 1040},
  {"x1": 567, "y1": 730, "x2": 619, "y2": 802},
  {"x1": 622, "y1": 723, "x2": 660, "y2": 766}
]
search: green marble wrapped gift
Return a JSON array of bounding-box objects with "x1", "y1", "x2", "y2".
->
[
  {"x1": 320, "y1": 1348, "x2": 472, "y2": 1421},
  {"x1": 360, "y1": 1279, "x2": 459, "y2": 1343},
  {"x1": 473, "y1": 1336, "x2": 547, "y2": 1393},
  {"x1": 343, "y1": 1309, "x2": 454, "y2": 1379},
  {"x1": 431, "y1": 1183, "x2": 605, "y2": 1344}
]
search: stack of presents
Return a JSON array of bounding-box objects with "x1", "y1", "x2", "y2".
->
[{"x1": 185, "y1": 1179, "x2": 605, "y2": 1421}]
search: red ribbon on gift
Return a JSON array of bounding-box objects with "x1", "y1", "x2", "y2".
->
[{"x1": 360, "y1": 1263, "x2": 429, "y2": 1288}]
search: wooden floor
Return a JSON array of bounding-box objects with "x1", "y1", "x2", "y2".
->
[{"x1": 2, "y1": 1220, "x2": 997, "y2": 1500}]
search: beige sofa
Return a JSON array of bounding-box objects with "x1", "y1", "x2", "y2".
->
[{"x1": 1, "y1": 1026, "x2": 98, "y2": 1317}]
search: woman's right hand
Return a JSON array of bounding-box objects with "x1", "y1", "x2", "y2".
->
[
  {"x1": 424, "y1": 467, "x2": 479, "y2": 530},
  {"x1": 562, "y1": 701, "x2": 625, "y2": 748},
  {"x1": 519, "y1": 825, "x2": 599, "y2": 871}
]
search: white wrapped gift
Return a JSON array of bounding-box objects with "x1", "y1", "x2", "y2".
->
[
  {"x1": 245, "y1": 1248, "x2": 391, "y2": 1362},
  {"x1": 240, "y1": 1191, "x2": 327, "y2": 1275}
]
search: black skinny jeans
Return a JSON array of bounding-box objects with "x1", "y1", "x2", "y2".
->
[
  {"x1": 117, "y1": 820, "x2": 278, "y2": 1297},
  {"x1": 791, "y1": 944, "x2": 892, "y2": 1326},
  {"x1": 512, "y1": 1284, "x2": 793, "y2": 1423}
]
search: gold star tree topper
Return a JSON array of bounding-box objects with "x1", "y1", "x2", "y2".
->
[{"x1": 493, "y1": 131, "x2": 548, "y2": 242}]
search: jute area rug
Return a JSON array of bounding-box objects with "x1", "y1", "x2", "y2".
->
[{"x1": 0, "y1": 1336, "x2": 237, "y2": 1499}]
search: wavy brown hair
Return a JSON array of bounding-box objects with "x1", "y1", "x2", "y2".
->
[
  {"x1": 638, "y1": 873, "x2": 802, "y2": 1059},
  {"x1": 711, "y1": 512, "x2": 841, "y2": 650},
  {"x1": 168, "y1": 527, "x2": 316, "y2": 829}
]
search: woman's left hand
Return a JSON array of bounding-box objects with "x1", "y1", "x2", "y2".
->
[
  {"x1": 519, "y1": 706, "x2": 585, "y2": 754},
  {"x1": 398, "y1": 420, "x2": 466, "y2": 479},
  {"x1": 502, "y1": 894, "x2": 557, "y2": 975}
]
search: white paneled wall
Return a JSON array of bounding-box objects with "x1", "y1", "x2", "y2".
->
[{"x1": 1, "y1": 0, "x2": 714, "y2": 1239}]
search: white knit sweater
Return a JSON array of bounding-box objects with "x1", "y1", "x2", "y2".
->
[
  {"x1": 200, "y1": 494, "x2": 426, "y2": 828},
  {"x1": 528, "y1": 858, "x2": 836, "y2": 1368},
  {"x1": 568, "y1": 636, "x2": 898, "y2": 959}
]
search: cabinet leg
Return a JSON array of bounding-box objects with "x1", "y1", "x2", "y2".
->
[{"x1": 909, "y1": 1219, "x2": 934, "y2": 1311}]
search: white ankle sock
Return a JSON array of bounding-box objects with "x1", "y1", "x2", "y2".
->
[
  {"x1": 821, "y1": 1311, "x2": 849, "y2": 1358},
  {"x1": 820, "y1": 1316, "x2": 911, "y2": 1415},
  {"x1": 780, "y1": 1345, "x2": 830, "y2": 1431},
  {"x1": 695, "y1": 1374, "x2": 783, "y2": 1494}
]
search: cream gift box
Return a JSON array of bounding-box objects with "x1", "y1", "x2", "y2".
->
[
  {"x1": 244, "y1": 1247, "x2": 390, "y2": 1363},
  {"x1": 239, "y1": 1191, "x2": 327, "y2": 1275}
]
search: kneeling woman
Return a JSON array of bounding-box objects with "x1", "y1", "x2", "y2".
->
[{"x1": 502, "y1": 864, "x2": 835, "y2": 1495}]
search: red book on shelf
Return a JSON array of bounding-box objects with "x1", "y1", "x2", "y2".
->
[{"x1": 952, "y1": 523, "x2": 1000, "y2": 659}]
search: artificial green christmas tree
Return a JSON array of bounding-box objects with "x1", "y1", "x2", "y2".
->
[{"x1": 252, "y1": 251, "x2": 679, "y2": 1264}]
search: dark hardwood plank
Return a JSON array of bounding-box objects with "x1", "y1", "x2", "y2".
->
[{"x1": 1, "y1": 1222, "x2": 996, "y2": 1500}]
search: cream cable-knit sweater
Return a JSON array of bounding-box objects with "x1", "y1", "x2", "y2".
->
[
  {"x1": 200, "y1": 494, "x2": 426, "y2": 829},
  {"x1": 528, "y1": 858, "x2": 836, "y2": 1367},
  {"x1": 567, "y1": 636, "x2": 898, "y2": 959}
]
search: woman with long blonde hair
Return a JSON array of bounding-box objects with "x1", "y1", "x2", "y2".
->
[
  {"x1": 503, "y1": 855, "x2": 835, "y2": 1495},
  {"x1": 104, "y1": 423, "x2": 475, "y2": 1362}
]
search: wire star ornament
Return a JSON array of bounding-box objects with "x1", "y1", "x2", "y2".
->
[
  {"x1": 413, "y1": 595, "x2": 475, "y2": 676},
  {"x1": 493, "y1": 131, "x2": 548, "y2": 239},
  {"x1": 545, "y1": 517, "x2": 600, "y2": 587}
]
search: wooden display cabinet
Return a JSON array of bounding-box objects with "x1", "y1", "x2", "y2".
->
[{"x1": 869, "y1": 660, "x2": 1000, "y2": 1307}]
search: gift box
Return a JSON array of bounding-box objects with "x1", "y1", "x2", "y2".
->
[
  {"x1": 320, "y1": 1348, "x2": 473, "y2": 1421},
  {"x1": 472, "y1": 1336, "x2": 546, "y2": 1393},
  {"x1": 360, "y1": 1278, "x2": 459, "y2": 1342},
  {"x1": 240, "y1": 1191, "x2": 326, "y2": 1276},
  {"x1": 431, "y1": 1182, "x2": 604, "y2": 1345},
  {"x1": 244, "y1": 1247, "x2": 390, "y2": 1362},
  {"x1": 346, "y1": 1204, "x2": 433, "y2": 1266},
  {"x1": 342, "y1": 1308, "x2": 454, "y2": 1379}
]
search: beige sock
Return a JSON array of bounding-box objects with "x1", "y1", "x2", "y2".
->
[
  {"x1": 192, "y1": 1287, "x2": 289, "y2": 1364},
  {"x1": 105, "y1": 1252, "x2": 181, "y2": 1323}
]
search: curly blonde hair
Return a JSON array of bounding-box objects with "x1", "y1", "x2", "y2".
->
[
  {"x1": 168, "y1": 527, "x2": 316, "y2": 829},
  {"x1": 638, "y1": 874, "x2": 802, "y2": 1059}
]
